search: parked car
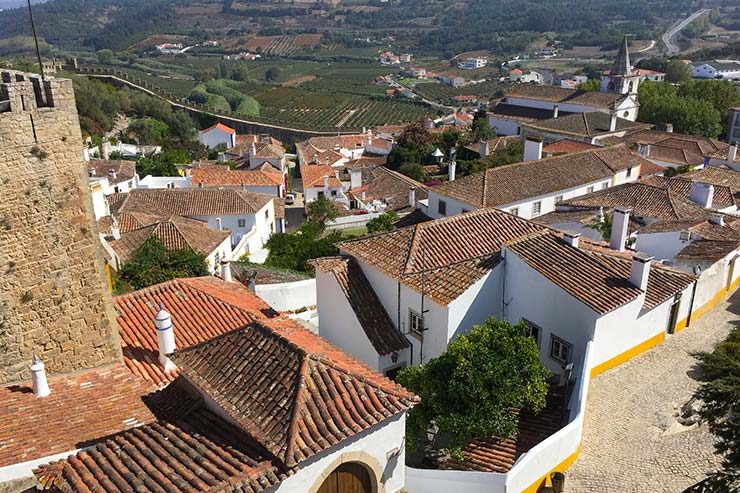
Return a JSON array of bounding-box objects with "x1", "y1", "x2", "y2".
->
[{"x1": 285, "y1": 193, "x2": 296, "y2": 205}]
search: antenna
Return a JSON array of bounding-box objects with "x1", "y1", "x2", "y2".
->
[{"x1": 27, "y1": 0, "x2": 45, "y2": 81}]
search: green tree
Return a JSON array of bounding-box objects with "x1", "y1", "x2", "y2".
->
[
  {"x1": 96, "y1": 49, "x2": 114, "y2": 65},
  {"x1": 471, "y1": 110, "x2": 495, "y2": 141},
  {"x1": 118, "y1": 237, "x2": 209, "y2": 290},
  {"x1": 265, "y1": 67, "x2": 282, "y2": 82},
  {"x1": 307, "y1": 196, "x2": 340, "y2": 230},
  {"x1": 366, "y1": 211, "x2": 399, "y2": 234},
  {"x1": 399, "y1": 162, "x2": 428, "y2": 182},
  {"x1": 665, "y1": 61, "x2": 691, "y2": 84},
  {"x1": 127, "y1": 118, "x2": 170, "y2": 145},
  {"x1": 136, "y1": 149, "x2": 190, "y2": 177},
  {"x1": 587, "y1": 212, "x2": 613, "y2": 241},
  {"x1": 264, "y1": 221, "x2": 341, "y2": 273},
  {"x1": 638, "y1": 81, "x2": 724, "y2": 138},
  {"x1": 576, "y1": 78, "x2": 600, "y2": 91},
  {"x1": 397, "y1": 318, "x2": 551, "y2": 456},
  {"x1": 693, "y1": 328, "x2": 740, "y2": 490}
]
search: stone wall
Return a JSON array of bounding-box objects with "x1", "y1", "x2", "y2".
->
[{"x1": 0, "y1": 71, "x2": 121, "y2": 385}]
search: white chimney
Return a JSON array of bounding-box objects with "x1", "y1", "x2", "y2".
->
[
  {"x1": 220, "y1": 258, "x2": 233, "y2": 282},
  {"x1": 563, "y1": 231, "x2": 580, "y2": 248},
  {"x1": 523, "y1": 136, "x2": 543, "y2": 161},
  {"x1": 155, "y1": 304, "x2": 177, "y2": 372},
  {"x1": 323, "y1": 175, "x2": 330, "y2": 194},
  {"x1": 553, "y1": 104, "x2": 559, "y2": 119},
  {"x1": 710, "y1": 213, "x2": 725, "y2": 226},
  {"x1": 29, "y1": 354, "x2": 50, "y2": 398},
  {"x1": 111, "y1": 217, "x2": 121, "y2": 240},
  {"x1": 689, "y1": 182, "x2": 714, "y2": 209},
  {"x1": 665, "y1": 123, "x2": 674, "y2": 133},
  {"x1": 728, "y1": 145, "x2": 738, "y2": 163},
  {"x1": 479, "y1": 140, "x2": 490, "y2": 157},
  {"x1": 216, "y1": 217, "x2": 222, "y2": 230},
  {"x1": 349, "y1": 168, "x2": 362, "y2": 189},
  {"x1": 108, "y1": 169, "x2": 117, "y2": 180},
  {"x1": 609, "y1": 112, "x2": 618, "y2": 132},
  {"x1": 408, "y1": 186, "x2": 416, "y2": 208},
  {"x1": 610, "y1": 206, "x2": 632, "y2": 252},
  {"x1": 250, "y1": 142, "x2": 257, "y2": 157},
  {"x1": 448, "y1": 160, "x2": 457, "y2": 182},
  {"x1": 629, "y1": 252, "x2": 653, "y2": 291}
]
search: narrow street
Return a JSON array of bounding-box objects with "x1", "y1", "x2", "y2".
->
[{"x1": 566, "y1": 292, "x2": 735, "y2": 492}]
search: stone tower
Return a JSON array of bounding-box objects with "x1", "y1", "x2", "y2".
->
[
  {"x1": 600, "y1": 36, "x2": 641, "y2": 95},
  {"x1": 0, "y1": 70, "x2": 121, "y2": 385}
]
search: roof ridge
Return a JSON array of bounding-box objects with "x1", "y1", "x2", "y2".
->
[
  {"x1": 282, "y1": 355, "x2": 310, "y2": 466},
  {"x1": 180, "y1": 278, "x2": 269, "y2": 317},
  {"x1": 582, "y1": 113, "x2": 590, "y2": 136}
]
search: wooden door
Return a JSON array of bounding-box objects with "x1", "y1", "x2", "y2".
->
[{"x1": 317, "y1": 463, "x2": 372, "y2": 493}]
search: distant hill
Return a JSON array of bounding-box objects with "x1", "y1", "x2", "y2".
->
[{"x1": 0, "y1": 0, "x2": 48, "y2": 10}]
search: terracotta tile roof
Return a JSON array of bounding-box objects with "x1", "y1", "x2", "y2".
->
[
  {"x1": 109, "y1": 216, "x2": 231, "y2": 262},
  {"x1": 542, "y1": 139, "x2": 600, "y2": 156},
  {"x1": 88, "y1": 160, "x2": 137, "y2": 185},
  {"x1": 192, "y1": 165, "x2": 283, "y2": 187},
  {"x1": 442, "y1": 384, "x2": 567, "y2": 473},
  {"x1": 34, "y1": 379, "x2": 285, "y2": 493},
  {"x1": 106, "y1": 192, "x2": 128, "y2": 215},
  {"x1": 507, "y1": 84, "x2": 627, "y2": 108},
  {"x1": 394, "y1": 208, "x2": 432, "y2": 228},
  {"x1": 684, "y1": 166, "x2": 740, "y2": 190},
  {"x1": 339, "y1": 208, "x2": 545, "y2": 305},
  {"x1": 120, "y1": 188, "x2": 273, "y2": 217},
  {"x1": 622, "y1": 130, "x2": 729, "y2": 158},
  {"x1": 643, "y1": 145, "x2": 704, "y2": 166},
  {"x1": 114, "y1": 277, "x2": 276, "y2": 387},
  {"x1": 675, "y1": 240, "x2": 740, "y2": 262},
  {"x1": 638, "y1": 217, "x2": 740, "y2": 240},
  {"x1": 638, "y1": 159, "x2": 665, "y2": 178},
  {"x1": 522, "y1": 112, "x2": 651, "y2": 139},
  {"x1": 98, "y1": 211, "x2": 165, "y2": 235},
  {"x1": 643, "y1": 175, "x2": 737, "y2": 209},
  {"x1": 301, "y1": 164, "x2": 341, "y2": 189},
  {"x1": 352, "y1": 166, "x2": 428, "y2": 213},
  {"x1": 0, "y1": 365, "x2": 156, "y2": 468},
  {"x1": 201, "y1": 122, "x2": 236, "y2": 135},
  {"x1": 235, "y1": 134, "x2": 283, "y2": 148},
  {"x1": 252, "y1": 142, "x2": 286, "y2": 160},
  {"x1": 312, "y1": 256, "x2": 409, "y2": 355},
  {"x1": 559, "y1": 182, "x2": 708, "y2": 221},
  {"x1": 463, "y1": 136, "x2": 520, "y2": 156},
  {"x1": 296, "y1": 134, "x2": 368, "y2": 164},
  {"x1": 170, "y1": 319, "x2": 419, "y2": 467},
  {"x1": 506, "y1": 231, "x2": 695, "y2": 313},
  {"x1": 431, "y1": 145, "x2": 645, "y2": 209}
]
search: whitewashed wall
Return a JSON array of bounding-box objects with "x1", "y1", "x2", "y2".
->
[
  {"x1": 487, "y1": 116, "x2": 522, "y2": 137},
  {"x1": 635, "y1": 231, "x2": 693, "y2": 263},
  {"x1": 137, "y1": 175, "x2": 192, "y2": 189},
  {"x1": 256, "y1": 278, "x2": 316, "y2": 313}
]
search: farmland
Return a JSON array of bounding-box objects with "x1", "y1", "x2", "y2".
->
[{"x1": 413, "y1": 80, "x2": 505, "y2": 103}]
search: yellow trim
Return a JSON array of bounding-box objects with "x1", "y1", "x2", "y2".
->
[
  {"x1": 520, "y1": 445, "x2": 581, "y2": 493},
  {"x1": 690, "y1": 287, "x2": 727, "y2": 323},
  {"x1": 730, "y1": 275, "x2": 740, "y2": 292},
  {"x1": 590, "y1": 331, "x2": 665, "y2": 379},
  {"x1": 105, "y1": 263, "x2": 113, "y2": 293},
  {"x1": 674, "y1": 316, "x2": 688, "y2": 333}
]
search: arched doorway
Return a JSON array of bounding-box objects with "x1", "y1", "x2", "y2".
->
[{"x1": 317, "y1": 462, "x2": 373, "y2": 493}]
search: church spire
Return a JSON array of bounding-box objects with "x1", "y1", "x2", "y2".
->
[{"x1": 610, "y1": 35, "x2": 631, "y2": 76}]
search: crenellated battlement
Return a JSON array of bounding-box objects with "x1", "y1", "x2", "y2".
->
[{"x1": 0, "y1": 70, "x2": 63, "y2": 114}]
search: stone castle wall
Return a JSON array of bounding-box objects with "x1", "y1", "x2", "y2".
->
[{"x1": 0, "y1": 71, "x2": 121, "y2": 384}]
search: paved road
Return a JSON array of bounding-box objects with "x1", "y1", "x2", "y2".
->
[
  {"x1": 566, "y1": 291, "x2": 737, "y2": 492},
  {"x1": 662, "y1": 9, "x2": 710, "y2": 55}
]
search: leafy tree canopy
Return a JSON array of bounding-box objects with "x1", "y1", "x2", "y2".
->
[
  {"x1": 307, "y1": 196, "x2": 340, "y2": 230},
  {"x1": 397, "y1": 318, "x2": 551, "y2": 456},
  {"x1": 136, "y1": 149, "x2": 191, "y2": 177},
  {"x1": 366, "y1": 211, "x2": 399, "y2": 234},
  {"x1": 118, "y1": 237, "x2": 209, "y2": 291},
  {"x1": 693, "y1": 328, "x2": 740, "y2": 490},
  {"x1": 264, "y1": 221, "x2": 341, "y2": 274},
  {"x1": 576, "y1": 79, "x2": 600, "y2": 91}
]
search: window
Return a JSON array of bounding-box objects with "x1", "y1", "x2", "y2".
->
[
  {"x1": 679, "y1": 231, "x2": 692, "y2": 241},
  {"x1": 384, "y1": 364, "x2": 406, "y2": 381},
  {"x1": 238, "y1": 219, "x2": 246, "y2": 228},
  {"x1": 331, "y1": 190, "x2": 337, "y2": 197},
  {"x1": 510, "y1": 207, "x2": 519, "y2": 216},
  {"x1": 601, "y1": 182, "x2": 609, "y2": 190},
  {"x1": 438, "y1": 200, "x2": 447, "y2": 215},
  {"x1": 532, "y1": 201, "x2": 542, "y2": 217},
  {"x1": 550, "y1": 335, "x2": 572, "y2": 364},
  {"x1": 586, "y1": 186, "x2": 595, "y2": 194},
  {"x1": 265, "y1": 209, "x2": 269, "y2": 219},
  {"x1": 626, "y1": 166, "x2": 633, "y2": 178},
  {"x1": 554, "y1": 195, "x2": 563, "y2": 204},
  {"x1": 318, "y1": 191, "x2": 325, "y2": 198},
  {"x1": 409, "y1": 309, "x2": 424, "y2": 337},
  {"x1": 523, "y1": 319, "x2": 541, "y2": 348}
]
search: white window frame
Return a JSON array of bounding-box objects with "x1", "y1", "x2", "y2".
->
[
  {"x1": 586, "y1": 186, "x2": 595, "y2": 194},
  {"x1": 409, "y1": 309, "x2": 424, "y2": 338},
  {"x1": 532, "y1": 201, "x2": 542, "y2": 217},
  {"x1": 550, "y1": 335, "x2": 572, "y2": 364},
  {"x1": 510, "y1": 207, "x2": 519, "y2": 216},
  {"x1": 523, "y1": 319, "x2": 541, "y2": 348}
]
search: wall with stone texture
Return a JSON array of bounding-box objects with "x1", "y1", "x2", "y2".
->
[{"x1": 0, "y1": 71, "x2": 121, "y2": 385}]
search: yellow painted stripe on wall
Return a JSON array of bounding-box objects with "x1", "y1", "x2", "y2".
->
[
  {"x1": 590, "y1": 331, "x2": 665, "y2": 379},
  {"x1": 520, "y1": 446, "x2": 581, "y2": 493},
  {"x1": 690, "y1": 287, "x2": 727, "y2": 323}
]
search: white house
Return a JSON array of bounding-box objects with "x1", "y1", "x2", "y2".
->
[
  {"x1": 191, "y1": 164, "x2": 285, "y2": 197},
  {"x1": 458, "y1": 57, "x2": 487, "y2": 70},
  {"x1": 117, "y1": 187, "x2": 281, "y2": 258},
  {"x1": 520, "y1": 111, "x2": 652, "y2": 144},
  {"x1": 425, "y1": 143, "x2": 646, "y2": 221},
  {"x1": 691, "y1": 60, "x2": 740, "y2": 79},
  {"x1": 198, "y1": 122, "x2": 237, "y2": 149},
  {"x1": 301, "y1": 164, "x2": 348, "y2": 206},
  {"x1": 223, "y1": 134, "x2": 288, "y2": 173},
  {"x1": 87, "y1": 160, "x2": 139, "y2": 195},
  {"x1": 296, "y1": 132, "x2": 393, "y2": 168}
]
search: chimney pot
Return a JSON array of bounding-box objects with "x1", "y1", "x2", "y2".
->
[
  {"x1": 448, "y1": 160, "x2": 457, "y2": 182},
  {"x1": 220, "y1": 258, "x2": 233, "y2": 282},
  {"x1": 630, "y1": 252, "x2": 653, "y2": 291},
  {"x1": 111, "y1": 217, "x2": 121, "y2": 240},
  {"x1": 610, "y1": 206, "x2": 632, "y2": 252},
  {"x1": 665, "y1": 123, "x2": 674, "y2": 133},
  {"x1": 155, "y1": 304, "x2": 177, "y2": 372},
  {"x1": 728, "y1": 145, "x2": 738, "y2": 164},
  {"x1": 408, "y1": 186, "x2": 416, "y2": 208},
  {"x1": 553, "y1": 104, "x2": 559, "y2": 119},
  {"x1": 216, "y1": 217, "x2": 222, "y2": 230},
  {"x1": 479, "y1": 140, "x2": 490, "y2": 157},
  {"x1": 609, "y1": 112, "x2": 618, "y2": 132},
  {"x1": 709, "y1": 213, "x2": 725, "y2": 226},
  {"x1": 563, "y1": 231, "x2": 581, "y2": 248},
  {"x1": 29, "y1": 354, "x2": 50, "y2": 398}
]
